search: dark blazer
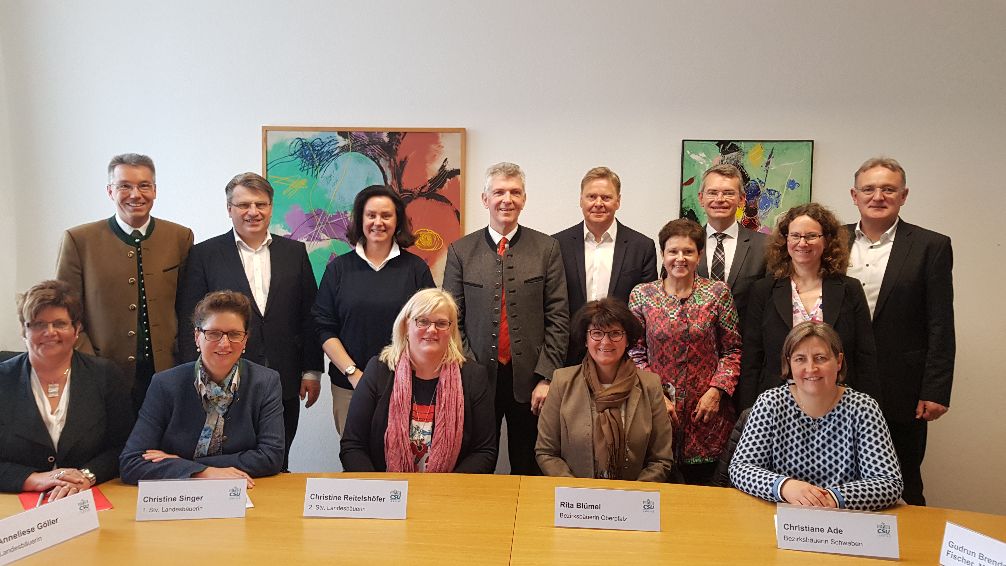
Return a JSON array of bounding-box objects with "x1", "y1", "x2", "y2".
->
[
  {"x1": 119, "y1": 360, "x2": 285, "y2": 483},
  {"x1": 553, "y1": 220, "x2": 657, "y2": 365},
  {"x1": 340, "y1": 356, "x2": 497, "y2": 473},
  {"x1": 845, "y1": 220, "x2": 955, "y2": 422},
  {"x1": 176, "y1": 231, "x2": 323, "y2": 400},
  {"x1": 0, "y1": 352, "x2": 134, "y2": 492},
  {"x1": 738, "y1": 275, "x2": 880, "y2": 410},
  {"x1": 443, "y1": 226, "x2": 569, "y2": 402},
  {"x1": 696, "y1": 225, "x2": 767, "y2": 327}
]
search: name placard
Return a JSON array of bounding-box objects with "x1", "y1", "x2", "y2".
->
[
  {"x1": 0, "y1": 489, "x2": 98, "y2": 565},
  {"x1": 776, "y1": 503, "x2": 899, "y2": 559},
  {"x1": 303, "y1": 478, "x2": 408, "y2": 519},
  {"x1": 136, "y1": 479, "x2": 247, "y2": 521},
  {"x1": 941, "y1": 522, "x2": 1006, "y2": 566},
  {"x1": 554, "y1": 486, "x2": 660, "y2": 532}
]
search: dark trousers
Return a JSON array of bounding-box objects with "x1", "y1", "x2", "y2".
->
[
  {"x1": 131, "y1": 356, "x2": 156, "y2": 414},
  {"x1": 281, "y1": 396, "x2": 301, "y2": 472},
  {"x1": 888, "y1": 419, "x2": 928, "y2": 505},
  {"x1": 680, "y1": 462, "x2": 718, "y2": 486},
  {"x1": 494, "y1": 363, "x2": 541, "y2": 476}
]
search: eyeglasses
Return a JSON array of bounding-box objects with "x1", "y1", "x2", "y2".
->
[
  {"x1": 414, "y1": 318, "x2": 452, "y2": 331},
  {"x1": 787, "y1": 233, "x2": 823, "y2": 243},
  {"x1": 26, "y1": 320, "x2": 74, "y2": 333},
  {"x1": 701, "y1": 190, "x2": 739, "y2": 200},
  {"x1": 109, "y1": 183, "x2": 155, "y2": 194},
  {"x1": 587, "y1": 328, "x2": 626, "y2": 342},
  {"x1": 854, "y1": 185, "x2": 902, "y2": 197},
  {"x1": 230, "y1": 201, "x2": 272, "y2": 211},
  {"x1": 199, "y1": 328, "x2": 248, "y2": 342}
]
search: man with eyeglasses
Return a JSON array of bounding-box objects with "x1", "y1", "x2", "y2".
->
[
  {"x1": 846, "y1": 156, "x2": 955, "y2": 506},
  {"x1": 443, "y1": 162, "x2": 569, "y2": 476},
  {"x1": 56, "y1": 153, "x2": 194, "y2": 411},
  {"x1": 176, "y1": 172, "x2": 322, "y2": 471},
  {"x1": 694, "y1": 163, "x2": 767, "y2": 328},
  {"x1": 552, "y1": 166, "x2": 657, "y2": 366}
]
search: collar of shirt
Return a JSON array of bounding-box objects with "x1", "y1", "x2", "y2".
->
[
  {"x1": 234, "y1": 230, "x2": 273, "y2": 252},
  {"x1": 488, "y1": 225, "x2": 519, "y2": 246},
  {"x1": 355, "y1": 241, "x2": 401, "y2": 271},
  {"x1": 854, "y1": 218, "x2": 899, "y2": 245},
  {"x1": 705, "y1": 220, "x2": 739, "y2": 241},
  {"x1": 115, "y1": 215, "x2": 151, "y2": 236},
  {"x1": 583, "y1": 219, "x2": 618, "y2": 244}
]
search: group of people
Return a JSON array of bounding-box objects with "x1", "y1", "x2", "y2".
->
[{"x1": 0, "y1": 152, "x2": 953, "y2": 513}]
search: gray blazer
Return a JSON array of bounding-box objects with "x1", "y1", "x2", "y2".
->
[
  {"x1": 696, "y1": 224, "x2": 767, "y2": 326},
  {"x1": 443, "y1": 226, "x2": 569, "y2": 403}
]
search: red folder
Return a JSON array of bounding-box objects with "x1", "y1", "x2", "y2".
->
[{"x1": 18, "y1": 486, "x2": 113, "y2": 511}]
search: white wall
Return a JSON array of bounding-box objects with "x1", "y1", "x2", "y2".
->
[{"x1": 1, "y1": 0, "x2": 1003, "y2": 513}]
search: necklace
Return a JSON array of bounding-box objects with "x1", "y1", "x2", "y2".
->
[{"x1": 46, "y1": 368, "x2": 70, "y2": 398}]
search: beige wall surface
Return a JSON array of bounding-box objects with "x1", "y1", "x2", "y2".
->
[{"x1": 0, "y1": 0, "x2": 1002, "y2": 514}]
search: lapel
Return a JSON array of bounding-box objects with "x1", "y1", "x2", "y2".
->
[
  {"x1": 220, "y1": 231, "x2": 262, "y2": 318},
  {"x1": 606, "y1": 221, "x2": 626, "y2": 292},
  {"x1": 622, "y1": 381, "x2": 642, "y2": 440},
  {"x1": 264, "y1": 236, "x2": 287, "y2": 318},
  {"x1": 875, "y1": 221, "x2": 913, "y2": 318},
  {"x1": 772, "y1": 278, "x2": 793, "y2": 329},
  {"x1": 58, "y1": 354, "x2": 90, "y2": 457},
  {"x1": 571, "y1": 223, "x2": 587, "y2": 298},
  {"x1": 728, "y1": 228, "x2": 752, "y2": 286},
  {"x1": 697, "y1": 226, "x2": 710, "y2": 278},
  {"x1": 12, "y1": 358, "x2": 57, "y2": 451},
  {"x1": 821, "y1": 277, "x2": 844, "y2": 327}
]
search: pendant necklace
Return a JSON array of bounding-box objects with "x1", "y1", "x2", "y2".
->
[{"x1": 46, "y1": 368, "x2": 70, "y2": 398}]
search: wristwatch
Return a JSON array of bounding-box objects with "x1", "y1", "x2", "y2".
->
[
  {"x1": 343, "y1": 365, "x2": 357, "y2": 377},
  {"x1": 80, "y1": 468, "x2": 96, "y2": 486}
]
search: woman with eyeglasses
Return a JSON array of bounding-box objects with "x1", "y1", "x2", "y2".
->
[
  {"x1": 737, "y1": 203, "x2": 880, "y2": 411},
  {"x1": 730, "y1": 322, "x2": 902, "y2": 510},
  {"x1": 0, "y1": 281, "x2": 133, "y2": 501},
  {"x1": 340, "y1": 288, "x2": 496, "y2": 473},
  {"x1": 628, "y1": 219, "x2": 742, "y2": 485},
  {"x1": 536, "y1": 298, "x2": 673, "y2": 481},
  {"x1": 119, "y1": 291, "x2": 284, "y2": 486}
]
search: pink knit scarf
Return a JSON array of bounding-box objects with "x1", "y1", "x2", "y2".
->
[{"x1": 384, "y1": 353, "x2": 464, "y2": 473}]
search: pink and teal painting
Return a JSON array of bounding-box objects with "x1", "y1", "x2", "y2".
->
[
  {"x1": 262, "y1": 127, "x2": 465, "y2": 284},
  {"x1": 680, "y1": 140, "x2": 813, "y2": 233}
]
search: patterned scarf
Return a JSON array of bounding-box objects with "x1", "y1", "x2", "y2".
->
[
  {"x1": 582, "y1": 356, "x2": 637, "y2": 480},
  {"x1": 193, "y1": 359, "x2": 240, "y2": 458},
  {"x1": 384, "y1": 353, "x2": 464, "y2": 473}
]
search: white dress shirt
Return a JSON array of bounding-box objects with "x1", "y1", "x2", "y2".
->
[
  {"x1": 235, "y1": 231, "x2": 273, "y2": 314},
  {"x1": 355, "y1": 241, "x2": 401, "y2": 271},
  {"x1": 704, "y1": 222, "x2": 740, "y2": 279},
  {"x1": 488, "y1": 225, "x2": 519, "y2": 247},
  {"x1": 583, "y1": 221, "x2": 617, "y2": 301},
  {"x1": 30, "y1": 368, "x2": 71, "y2": 450},
  {"x1": 115, "y1": 215, "x2": 151, "y2": 236},
  {"x1": 847, "y1": 220, "x2": 899, "y2": 317}
]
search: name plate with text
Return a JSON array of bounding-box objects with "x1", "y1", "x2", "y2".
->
[
  {"x1": 941, "y1": 522, "x2": 1006, "y2": 566},
  {"x1": 136, "y1": 479, "x2": 247, "y2": 521},
  {"x1": 554, "y1": 486, "x2": 660, "y2": 532},
  {"x1": 0, "y1": 489, "x2": 98, "y2": 565},
  {"x1": 776, "y1": 503, "x2": 899, "y2": 559},
  {"x1": 303, "y1": 478, "x2": 408, "y2": 519}
]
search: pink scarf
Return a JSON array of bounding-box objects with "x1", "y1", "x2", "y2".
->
[{"x1": 384, "y1": 353, "x2": 464, "y2": 473}]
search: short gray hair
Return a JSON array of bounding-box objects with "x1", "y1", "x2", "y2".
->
[
  {"x1": 108, "y1": 153, "x2": 156, "y2": 182},
  {"x1": 854, "y1": 156, "x2": 906, "y2": 187},
  {"x1": 483, "y1": 162, "x2": 525, "y2": 194}
]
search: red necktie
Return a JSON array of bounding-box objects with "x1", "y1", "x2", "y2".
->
[{"x1": 497, "y1": 237, "x2": 511, "y2": 365}]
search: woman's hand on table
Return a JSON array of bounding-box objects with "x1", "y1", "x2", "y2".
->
[
  {"x1": 781, "y1": 479, "x2": 837, "y2": 508},
  {"x1": 193, "y1": 466, "x2": 255, "y2": 489}
]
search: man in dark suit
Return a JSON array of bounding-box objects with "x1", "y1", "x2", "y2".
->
[
  {"x1": 846, "y1": 157, "x2": 955, "y2": 506},
  {"x1": 56, "y1": 153, "x2": 193, "y2": 411},
  {"x1": 694, "y1": 163, "x2": 767, "y2": 326},
  {"x1": 443, "y1": 162, "x2": 569, "y2": 475},
  {"x1": 176, "y1": 172, "x2": 323, "y2": 471},
  {"x1": 552, "y1": 166, "x2": 656, "y2": 365}
]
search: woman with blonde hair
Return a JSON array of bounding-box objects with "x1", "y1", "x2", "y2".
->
[{"x1": 340, "y1": 288, "x2": 497, "y2": 473}]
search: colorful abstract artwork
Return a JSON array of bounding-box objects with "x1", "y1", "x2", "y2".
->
[
  {"x1": 680, "y1": 140, "x2": 814, "y2": 233},
  {"x1": 262, "y1": 127, "x2": 465, "y2": 284}
]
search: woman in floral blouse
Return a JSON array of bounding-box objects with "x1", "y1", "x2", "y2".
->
[{"x1": 629, "y1": 218, "x2": 741, "y2": 485}]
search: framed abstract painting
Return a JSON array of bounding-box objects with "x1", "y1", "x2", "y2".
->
[
  {"x1": 262, "y1": 126, "x2": 465, "y2": 284},
  {"x1": 680, "y1": 139, "x2": 814, "y2": 233}
]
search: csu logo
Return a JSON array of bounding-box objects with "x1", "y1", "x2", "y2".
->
[
  {"x1": 228, "y1": 487, "x2": 242, "y2": 499},
  {"x1": 390, "y1": 490, "x2": 402, "y2": 502},
  {"x1": 78, "y1": 499, "x2": 91, "y2": 513},
  {"x1": 642, "y1": 498, "x2": 655, "y2": 512},
  {"x1": 876, "y1": 522, "x2": 892, "y2": 537}
]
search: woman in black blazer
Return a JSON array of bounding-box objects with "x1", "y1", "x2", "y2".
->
[
  {"x1": 0, "y1": 281, "x2": 133, "y2": 501},
  {"x1": 737, "y1": 204, "x2": 879, "y2": 410}
]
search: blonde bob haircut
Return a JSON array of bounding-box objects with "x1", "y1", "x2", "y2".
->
[{"x1": 379, "y1": 288, "x2": 467, "y2": 370}]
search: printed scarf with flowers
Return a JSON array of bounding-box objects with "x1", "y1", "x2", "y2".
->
[{"x1": 193, "y1": 359, "x2": 240, "y2": 458}]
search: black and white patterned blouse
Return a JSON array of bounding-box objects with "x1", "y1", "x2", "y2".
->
[{"x1": 729, "y1": 385, "x2": 903, "y2": 511}]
